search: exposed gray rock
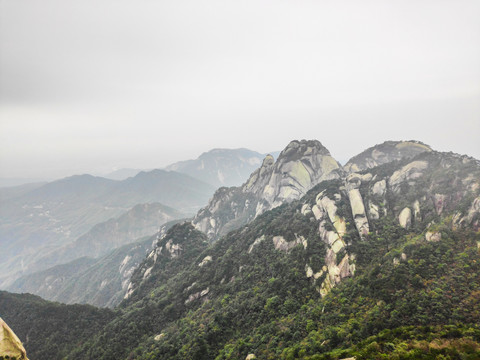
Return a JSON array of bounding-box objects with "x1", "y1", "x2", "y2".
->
[
  {"x1": 344, "y1": 140, "x2": 432, "y2": 173},
  {"x1": 425, "y1": 231, "x2": 441, "y2": 242},
  {"x1": 272, "y1": 235, "x2": 307, "y2": 252},
  {"x1": 369, "y1": 203, "x2": 380, "y2": 220},
  {"x1": 434, "y1": 194, "x2": 448, "y2": 215},
  {"x1": 248, "y1": 235, "x2": 265, "y2": 254},
  {"x1": 345, "y1": 174, "x2": 370, "y2": 238},
  {"x1": 185, "y1": 287, "x2": 209, "y2": 304},
  {"x1": 154, "y1": 333, "x2": 165, "y2": 341},
  {"x1": 398, "y1": 207, "x2": 412, "y2": 229},
  {"x1": 389, "y1": 160, "x2": 429, "y2": 193},
  {"x1": 198, "y1": 256, "x2": 212, "y2": 267},
  {"x1": 413, "y1": 200, "x2": 421, "y2": 221},
  {"x1": 372, "y1": 179, "x2": 387, "y2": 196},
  {"x1": 193, "y1": 140, "x2": 341, "y2": 241}
]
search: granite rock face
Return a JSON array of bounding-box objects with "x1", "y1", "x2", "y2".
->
[
  {"x1": 344, "y1": 140, "x2": 432, "y2": 173},
  {"x1": 193, "y1": 140, "x2": 342, "y2": 241},
  {"x1": 298, "y1": 150, "x2": 480, "y2": 297}
]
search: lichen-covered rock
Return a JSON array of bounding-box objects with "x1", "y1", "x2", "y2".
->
[
  {"x1": 425, "y1": 231, "x2": 441, "y2": 242},
  {"x1": 305, "y1": 264, "x2": 314, "y2": 278},
  {"x1": 369, "y1": 203, "x2": 380, "y2": 220},
  {"x1": 154, "y1": 333, "x2": 165, "y2": 341},
  {"x1": 272, "y1": 235, "x2": 306, "y2": 252},
  {"x1": 198, "y1": 256, "x2": 212, "y2": 267},
  {"x1": 0, "y1": 317, "x2": 28, "y2": 360},
  {"x1": 398, "y1": 207, "x2": 412, "y2": 229},
  {"x1": 345, "y1": 175, "x2": 370, "y2": 239},
  {"x1": 344, "y1": 140, "x2": 432, "y2": 173},
  {"x1": 185, "y1": 287, "x2": 209, "y2": 304},
  {"x1": 372, "y1": 179, "x2": 387, "y2": 196},
  {"x1": 434, "y1": 194, "x2": 447, "y2": 215},
  {"x1": 248, "y1": 235, "x2": 265, "y2": 254},
  {"x1": 300, "y1": 203, "x2": 312, "y2": 216},
  {"x1": 389, "y1": 160, "x2": 429, "y2": 193}
]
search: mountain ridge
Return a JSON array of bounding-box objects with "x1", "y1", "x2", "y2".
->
[
  {"x1": 2, "y1": 139, "x2": 480, "y2": 360},
  {"x1": 0, "y1": 169, "x2": 213, "y2": 288}
]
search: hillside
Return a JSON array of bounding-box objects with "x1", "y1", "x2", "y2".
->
[
  {"x1": 24, "y1": 202, "x2": 185, "y2": 274},
  {"x1": 8, "y1": 220, "x2": 183, "y2": 308},
  {"x1": 0, "y1": 171, "x2": 213, "y2": 287},
  {"x1": 0, "y1": 291, "x2": 114, "y2": 360},
  {"x1": 2, "y1": 141, "x2": 479, "y2": 360}
]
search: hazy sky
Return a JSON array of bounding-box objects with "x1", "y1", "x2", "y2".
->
[{"x1": 1, "y1": 0, "x2": 479, "y2": 180}]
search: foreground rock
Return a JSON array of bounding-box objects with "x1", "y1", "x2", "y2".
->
[{"x1": 0, "y1": 317, "x2": 28, "y2": 360}]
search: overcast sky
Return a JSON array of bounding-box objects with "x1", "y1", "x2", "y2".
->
[{"x1": 1, "y1": 0, "x2": 479, "y2": 180}]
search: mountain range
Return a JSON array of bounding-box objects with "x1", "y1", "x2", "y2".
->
[
  {"x1": 0, "y1": 147, "x2": 276, "y2": 296},
  {"x1": 0, "y1": 169, "x2": 214, "y2": 287},
  {"x1": 1, "y1": 139, "x2": 479, "y2": 360}
]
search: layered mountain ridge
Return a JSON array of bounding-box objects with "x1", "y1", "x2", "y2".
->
[
  {"x1": 8, "y1": 220, "x2": 183, "y2": 308},
  {"x1": 0, "y1": 170, "x2": 214, "y2": 287}
]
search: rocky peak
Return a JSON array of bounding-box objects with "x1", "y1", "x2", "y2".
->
[
  {"x1": 242, "y1": 154, "x2": 275, "y2": 194},
  {"x1": 193, "y1": 140, "x2": 341, "y2": 241},
  {"x1": 344, "y1": 140, "x2": 432, "y2": 173}
]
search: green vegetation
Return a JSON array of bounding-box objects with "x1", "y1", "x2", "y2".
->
[
  {"x1": 0, "y1": 291, "x2": 114, "y2": 360},
  {"x1": 2, "y1": 150, "x2": 480, "y2": 360}
]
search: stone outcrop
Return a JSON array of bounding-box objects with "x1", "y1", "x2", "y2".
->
[
  {"x1": 198, "y1": 256, "x2": 212, "y2": 267},
  {"x1": 345, "y1": 173, "x2": 370, "y2": 239},
  {"x1": 297, "y1": 149, "x2": 480, "y2": 298},
  {"x1": 344, "y1": 140, "x2": 432, "y2": 173},
  {"x1": 425, "y1": 231, "x2": 441, "y2": 242},
  {"x1": 398, "y1": 207, "x2": 412, "y2": 229},
  {"x1": 193, "y1": 140, "x2": 341, "y2": 241},
  {"x1": 307, "y1": 192, "x2": 355, "y2": 297},
  {"x1": 185, "y1": 287, "x2": 209, "y2": 304},
  {"x1": 272, "y1": 235, "x2": 307, "y2": 252},
  {"x1": 0, "y1": 317, "x2": 28, "y2": 360},
  {"x1": 125, "y1": 223, "x2": 208, "y2": 300},
  {"x1": 389, "y1": 160, "x2": 429, "y2": 193},
  {"x1": 248, "y1": 235, "x2": 265, "y2": 253}
]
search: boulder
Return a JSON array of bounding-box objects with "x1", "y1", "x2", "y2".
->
[
  {"x1": 398, "y1": 207, "x2": 412, "y2": 229},
  {"x1": 389, "y1": 161, "x2": 429, "y2": 193},
  {"x1": 425, "y1": 231, "x2": 441, "y2": 242}
]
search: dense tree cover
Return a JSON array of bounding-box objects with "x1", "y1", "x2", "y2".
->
[
  {"x1": 0, "y1": 291, "x2": 114, "y2": 359},
  {"x1": 120, "y1": 226, "x2": 479, "y2": 360}
]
